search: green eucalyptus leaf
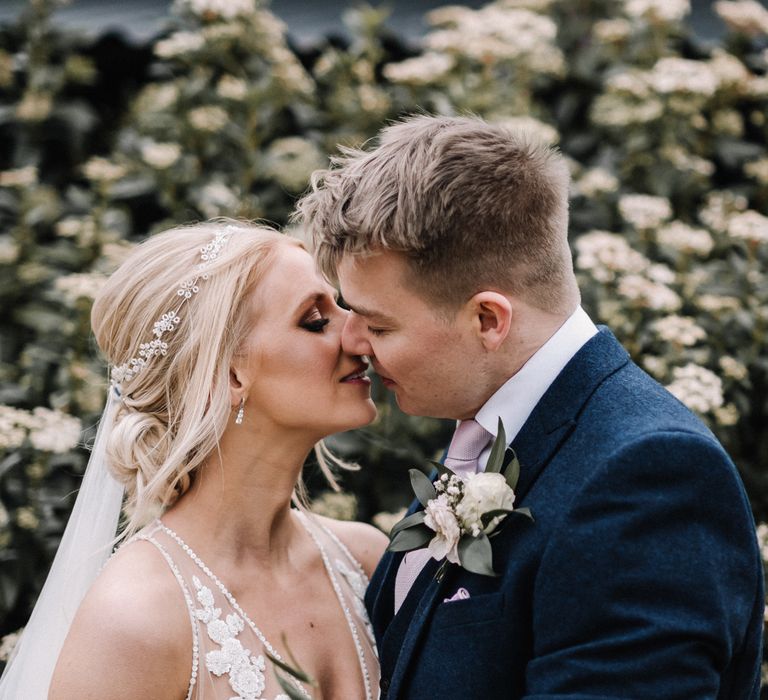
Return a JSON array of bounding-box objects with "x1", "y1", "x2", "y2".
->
[
  {"x1": 389, "y1": 510, "x2": 427, "y2": 539},
  {"x1": 485, "y1": 418, "x2": 507, "y2": 474},
  {"x1": 504, "y1": 449, "x2": 521, "y2": 490},
  {"x1": 387, "y1": 523, "x2": 433, "y2": 552},
  {"x1": 480, "y1": 508, "x2": 514, "y2": 528},
  {"x1": 511, "y1": 506, "x2": 534, "y2": 522},
  {"x1": 428, "y1": 460, "x2": 455, "y2": 479},
  {"x1": 458, "y1": 533, "x2": 498, "y2": 577},
  {"x1": 409, "y1": 468, "x2": 437, "y2": 507}
]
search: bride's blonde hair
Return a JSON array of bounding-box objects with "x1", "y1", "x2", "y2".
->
[{"x1": 92, "y1": 220, "x2": 344, "y2": 537}]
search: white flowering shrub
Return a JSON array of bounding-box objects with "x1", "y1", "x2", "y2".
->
[{"x1": 1, "y1": 0, "x2": 768, "y2": 674}]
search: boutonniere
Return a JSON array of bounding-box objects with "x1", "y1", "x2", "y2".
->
[{"x1": 387, "y1": 419, "x2": 533, "y2": 577}]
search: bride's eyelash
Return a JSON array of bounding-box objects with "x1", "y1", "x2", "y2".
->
[
  {"x1": 301, "y1": 318, "x2": 330, "y2": 332},
  {"x1": 300, "y1": 306, "x2": 330, "y2": 332}
]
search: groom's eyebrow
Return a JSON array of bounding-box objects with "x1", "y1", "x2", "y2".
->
[{"x1": 345, "y1": 302, "x2": 396, "y2": 324}]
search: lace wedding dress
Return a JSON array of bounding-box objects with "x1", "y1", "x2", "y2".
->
[{"x1": 131, "y1": 510, "x2": 379, "y2": 700}]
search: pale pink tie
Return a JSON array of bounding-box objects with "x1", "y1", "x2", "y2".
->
[{"x1": 393, "y1": 419, "x2": 492, "y2": 613}]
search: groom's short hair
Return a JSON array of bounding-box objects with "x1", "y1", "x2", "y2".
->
[{"x1": 295, "y1": 114, "x2": 579, "y2": 313}]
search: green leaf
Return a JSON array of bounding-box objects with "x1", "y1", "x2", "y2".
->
[
  {"x1": 480, "y1": 508, "x2": 514, "y2": 528},
  {"x1": 428, "y1": 460, "x2": 455, "y2": 479},
  {"x1": 387, "y1": 523, "x2": 433, "y2": 552},
  {"x1": 485, "y1": 418, "x2": 507, "y2": 474},
  {"x1": 274, "y1": 673, "x2": 310, "y2": 700},
  {"x1": 511, "y1": 506, "x2": 534, "y2": 522},
  {"x1": 264, "y1": 649, "x2": 314, "y2": 685},
  {"x1": 409, "y1": 468, "x2": 437, "y2": 507},
  {"x1": 458, "y1": 533, "x2": 498, "y2": 577},
  {"x1": 389, "y1": 510, "x2": 426, "y2": 539},
  {"x1": 504, "y1": 449, "x2": 521, "y2": 491}
]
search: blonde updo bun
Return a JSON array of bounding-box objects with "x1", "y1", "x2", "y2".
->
[{"x1": 91, "y1": 221, "x2": 296, "y2": 536}]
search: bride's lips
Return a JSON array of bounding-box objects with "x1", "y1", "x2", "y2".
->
[{"x1": 340, "y1": 362, "x2": 371, "y2": 385}]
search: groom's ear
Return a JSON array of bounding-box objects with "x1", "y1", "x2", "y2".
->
[{"x1": 467, "y1": 291, "x2": 513, "y2": 352}]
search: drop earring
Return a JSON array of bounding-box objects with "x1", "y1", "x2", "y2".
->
[{"x1": 235, "y1": 397, "x2": 245, "y2": 425}]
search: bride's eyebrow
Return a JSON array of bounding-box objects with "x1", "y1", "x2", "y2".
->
[{"x1": 294, "y1": 289, "x2": 337, "y2": 314}]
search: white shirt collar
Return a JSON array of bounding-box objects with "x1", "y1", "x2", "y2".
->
[{"x1": 474, "y1": 306, "x2": 598, "y2": 470}]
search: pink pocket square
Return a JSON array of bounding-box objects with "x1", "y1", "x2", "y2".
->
[{"x1": 443, "y1": 587, "x2": 470, "y2": 603}]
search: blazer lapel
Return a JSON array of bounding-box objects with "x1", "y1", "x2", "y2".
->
[{"x1": 511, "y1": 326, "x2": 629, "y2": 502}]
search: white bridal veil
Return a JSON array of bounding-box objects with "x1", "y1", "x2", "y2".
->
[{"x1": 0, "y1": 391, "x2": 124, "y2": 699}]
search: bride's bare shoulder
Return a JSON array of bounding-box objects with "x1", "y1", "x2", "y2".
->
[
  {"x1": 49, "y1": 538, "x2": 191, "y2": 699},
  {"x1": 310, "y1": 513, "x2": 389, "y2": 579}
]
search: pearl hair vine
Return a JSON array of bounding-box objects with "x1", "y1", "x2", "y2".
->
[{"x1": 109, "y1": 227, "x2": 236, "y2": 392}]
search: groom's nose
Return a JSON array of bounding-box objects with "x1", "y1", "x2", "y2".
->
[{"x1": 341, "y1": 312, "x2": 373, "y2": 357}]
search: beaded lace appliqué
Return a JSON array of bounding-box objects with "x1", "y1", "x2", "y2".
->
[{"x1": 192, "y1": 576, "x2": 290, "y2": 700}]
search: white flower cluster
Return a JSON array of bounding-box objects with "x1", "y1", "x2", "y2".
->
[
  {"x1": 27, "y1": 408, "x2": 82, "y2": 453},
  {"x1": 372, "y1": 507, "x2": 408, "y2": 536},
  {"x1": 575, "y1": 230, "x2": 649, "y2": 282},
  {"x1": 0, "y1": 405, "x2": 82, "y2": 453},
  {"x1": 55, "y1": 216, "x2": 98, "y2": 245},
  {"x1": 173, "y1": 0, "x2": 257, "y2": 21},
  {"x1": 618, "y1": 275, "x2": 682, "y2": 311},
  {"x1": 188, "y1": 105, "x2": 229, "y2": 132},
  {"x1": 493, "y1": 116, "x2": 560, "y2": 145},
  {"x1": 576, "y1": 168, "x2": 619, "y2": 197},
  {"x1": 727, "y1": 210, "x2": 768, "y2": 244},
  {"x1": 0, "y1": 235, "x2": 18, "y2": 265},
  {"x1": 216, "y1": 75, "x2": 249, "y2": 100},
  {"x1": 618, "y1": 193, "x2": 673, "y2": 230},
  {"x1": 310, "y1": 491, "x2": 358, "y2": 521},
  {"x1": 0, "y1": 405, "x2": 32, "y2": 450},
  {"x1": 653, "y1": 315, "x2": 706, "y2": 346},
  {"x1": 140, "y1": 141, "x2": 182, "y2": 170},
  {"x1": 593, "y1": 18, "x2": 632, "y2": 43},
  {"x1": 666, "y1": 363, "x2": 725, "y2": 414},
  {"x1": 424, "y1": 472, "x2": 515, "y2": 564},
  {"x1": 0, "y1": 165, "x2": 37, "y2": 187},
  {"x1": 648, "y1": 58, "x2": 719, "y2": 97},
  {"x1": 383, "y1": 53, "x2": 455, "y2": 86},
  {"x1": 82, "y1": 157, "x2": 127, "y2": 183},
  {"x1": 756, "y1": 523, "x2": 768, "y2": 565},
  {"x1": 54, "y1": 272, "x2": 107, "y2": 306},
  {"x1": 660, "y1": 145, "x2": 715, "y2": 177},
  {"x1": 714, "y1": 0, "x2": 768, "y2": 36},
  {"x1": 698, "y1": 190, "x2": 748, "y2": 232},
  {"x1": 656, "y1": 221, "x2": 714, "y2": 256},
  {"x1": 625, "y1": 0, "x2": 690, "y2": 24},
  {"x1": 264, "y1": 137, "x2": 326, "y2": 192},
  {"x1": 744, "y1": 157, "x2": 768, "y2": 185},
  {"x1": 154, "y1": 31, "x2": 205, "y2": 59},
  {"x1": 0, "y1": 630, "x2": 21, "y2": 663},
  {"x1": 709, "y1": 48, "x2": 752, "y2": 91},
  {"x1": 425, "y1": 6, "x2": 564, "y2": 73},
  {"x1": 719, "y1": 356, "x2": 749, "y2": 382}
]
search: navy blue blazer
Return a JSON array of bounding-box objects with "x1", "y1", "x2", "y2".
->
[{"x1": 365, "y1": 328, "x2": 763, "y2": 699}]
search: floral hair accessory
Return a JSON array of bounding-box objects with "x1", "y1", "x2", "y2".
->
[
  {"x1": 110, "y1": 227, "x2": 234, "y2": 391},
  {"x1": 387, "y1": 418, "x2": 533, "y2": 577}
]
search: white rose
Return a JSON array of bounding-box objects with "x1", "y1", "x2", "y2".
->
[
  {"x1": 456, "y1": 472, "x2": 516, "y2": 535},
  {"x1": 423, "y1": 494, "x2": 461, "y2": 564}
]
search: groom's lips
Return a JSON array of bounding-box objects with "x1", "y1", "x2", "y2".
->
[{"x1": 376, "y1": 371, "x2": 396, "y2": 388}]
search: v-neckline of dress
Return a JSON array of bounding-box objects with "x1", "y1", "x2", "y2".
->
[{"x1": 154, "y1": 510, "x2": 373, "y2": 700}]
